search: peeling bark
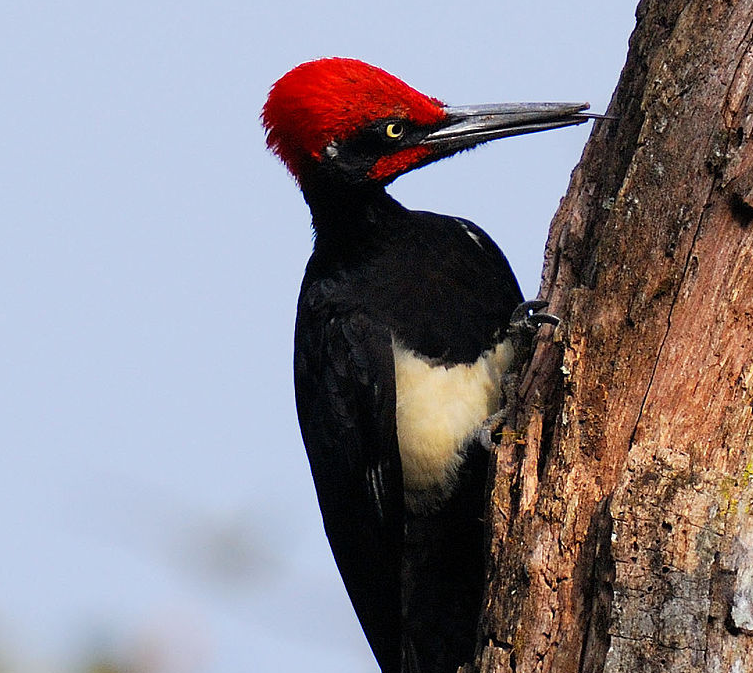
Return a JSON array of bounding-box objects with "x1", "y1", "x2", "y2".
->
[{"x1": 466, "y1": 1, "x2": 753, "y2": 672}]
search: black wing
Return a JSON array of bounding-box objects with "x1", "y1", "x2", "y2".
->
[{"x1": 294, "y1": 298, "x2": 404, "y2": 673}]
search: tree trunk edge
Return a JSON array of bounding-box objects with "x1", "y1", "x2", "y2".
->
[{"x1": 469, "y1": 2, "x2": 753, "y2": 672}]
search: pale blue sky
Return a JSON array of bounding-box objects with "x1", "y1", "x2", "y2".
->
[{"x1": 2, "y1": 2, "x2": 635, "y2": 671}]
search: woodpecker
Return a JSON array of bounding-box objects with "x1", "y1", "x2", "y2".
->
[{"x1": 262, "y1": 58, "x2": 596, "y2": 673}]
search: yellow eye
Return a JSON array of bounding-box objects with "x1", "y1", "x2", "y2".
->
[{"x1": 385, "y1": 122, "x2": 405, "y2": 139}]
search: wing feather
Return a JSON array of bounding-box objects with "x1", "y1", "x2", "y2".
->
[{"x1": 295, "y1": 305, "x2": 404, "y2": 673}]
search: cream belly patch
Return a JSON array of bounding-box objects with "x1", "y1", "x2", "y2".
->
[{"x1": 392, "y1": 338, "x2": 514, "y2": 509}]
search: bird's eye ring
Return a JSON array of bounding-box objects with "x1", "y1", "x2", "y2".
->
[{"x1": 385, "y1": 122, "x2": 405, "y2": 139}]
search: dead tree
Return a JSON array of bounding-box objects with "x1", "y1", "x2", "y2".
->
[{"x1": 466, "y1": 1, "x2": 753, "y2": 671}]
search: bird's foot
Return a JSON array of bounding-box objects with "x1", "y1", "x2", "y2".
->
[
  {"x1": 477, "y1": 300, "x2": 560, "y2": 451},
  {"x1": 508, "y1": 299, "x2": 559, "y2": 336},
  {"x1": 476, "y1": 408, "x2": 508, "y2": 451},
  {"x1": 505, "y1": 299, "x2": 559, "y2": 369},
  {"x1": 499, "y1": 299, "x2": 560, "y2": 429}
]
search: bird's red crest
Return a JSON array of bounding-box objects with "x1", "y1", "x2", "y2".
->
[{"x1": 262, "y1": 57, "x2": 446, "y2": 181}]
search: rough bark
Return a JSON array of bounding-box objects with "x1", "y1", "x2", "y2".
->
[{"x1": 465, "y1": 1, "x2": 753, "y2": 672}]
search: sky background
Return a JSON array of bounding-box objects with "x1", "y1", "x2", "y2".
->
[{"x1": 2, "y1": 2, "x2": 635, "y2": 671}]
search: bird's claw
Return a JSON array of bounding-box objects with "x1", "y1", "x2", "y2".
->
[
  {"x1": 509, "y1": 299, "x2": 548, "y2": 324},
  {"x1": 505, "y1": 300, "x2": 560, "y2": 365},
  {"x1": 529, "y1": 311, "x2": 559, "y2": 327},
  {"x1": 494, "y1": 299, "x2": 561, "y2": 429},
  {"x1": 508, "y1": 300, "x2": 560, "y2": 334},
  {"x1": 476, "y1": 408, "x2": 508, "y2": 452}
]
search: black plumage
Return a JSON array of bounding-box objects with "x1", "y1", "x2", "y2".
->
[{"x1": 294, "y1": 184, "x2": 521, "y2": 672}]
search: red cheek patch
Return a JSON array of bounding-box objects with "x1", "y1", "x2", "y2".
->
[{"x1": 368, "y1": 146, "x2": 433, "y2": 182}]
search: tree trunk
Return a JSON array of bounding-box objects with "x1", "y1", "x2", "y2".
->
[{"x1": 466, "y1": 1, "x2": 753, "y2": 672}]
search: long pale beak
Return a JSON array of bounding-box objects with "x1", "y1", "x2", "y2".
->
[{"x1": 421, "y1": 102, "x2": 600, "y2": 155}]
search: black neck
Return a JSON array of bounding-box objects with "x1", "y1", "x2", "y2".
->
[{"x1": 301, "y1": 174, "x2": 407, "y2": 253}]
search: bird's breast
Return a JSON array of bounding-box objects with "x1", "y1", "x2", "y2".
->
[{"x1": 392, "y1": 337, "x2": 514, "y2": 512}]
